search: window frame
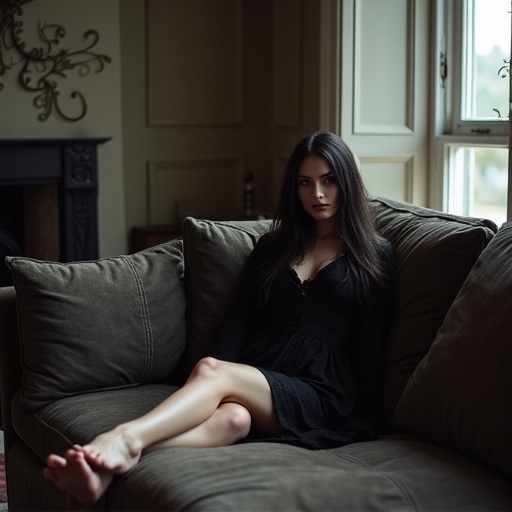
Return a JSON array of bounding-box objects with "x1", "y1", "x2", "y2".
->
[
  {"x1": 452, "y1": 0, "x2": 509, "y2": 135},
  {"x1": 431, "y1": 0, "x2": 510, "y2": 220}
]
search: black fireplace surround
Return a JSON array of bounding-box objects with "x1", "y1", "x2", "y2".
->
[{"x1": 0, "y1": 138, "x2": 110, "y2": 286}]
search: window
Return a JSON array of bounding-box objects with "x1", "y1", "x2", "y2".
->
[
  {"x1": 434, "y1": 0, "x2": 510, "y2": 226},
  {"x1": 445, "y1": 145, "x2": 508, "y2": 220}
]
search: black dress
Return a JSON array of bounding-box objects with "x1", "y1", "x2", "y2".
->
[{"x1": 209, "y1": 234, "x2": 395, "y2": 450}]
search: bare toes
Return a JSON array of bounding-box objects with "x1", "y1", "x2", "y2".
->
[{"x1": 46, "y1": 453, "x2": 67, "y2": 469}]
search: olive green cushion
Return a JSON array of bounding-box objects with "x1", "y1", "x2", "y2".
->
[
  {"x1": 370, "y1": 197, "x2": 497, "y2": 427},
  {"x1": 182, "y1": 217, "x2": 271, "y2": 371},
  {"x1": 6, "y1": 240, "x2": 186, "y2": 412},
  {"x1": 394, "y1": 222, "x2": 512, "y2": 479}
]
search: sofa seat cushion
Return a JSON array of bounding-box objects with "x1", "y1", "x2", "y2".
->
[
  {"x1": 335, "y1": 436, "x2": 512, "y2": 511},
  {"x1": 104, "y1": 436, "x2": 512, "y2": 511},
  {"x1": 11, "y1": 384, "x2": 177, "y2": 464},
  {"x1": 11, "y1": 387, "x2": 512, "y2": 511}
]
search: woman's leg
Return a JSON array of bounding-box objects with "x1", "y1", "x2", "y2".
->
[
  {"x1": 146, "y1": 402, "x2": 252, "y2": 450},
  {"x1": 43, "y1": 402, "x2": 252, "y2": 505},
  {"x1": 43, "y1": 358, "x2": 281, "y2": 503},
  {"x1": 78, "y1": 358, "x2": 280, "y2": 473}
]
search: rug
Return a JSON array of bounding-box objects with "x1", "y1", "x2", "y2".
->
[{"x1": 0, "y1": 453, "x2": 6, "y2": 504}]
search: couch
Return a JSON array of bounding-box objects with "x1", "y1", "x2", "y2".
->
[{"x1": 0, "y1": 197, "x2": 511, "y2": 511}]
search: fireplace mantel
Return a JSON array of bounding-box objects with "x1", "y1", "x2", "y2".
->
[{"x1": 0, "y1": 137, "x2": 110, "y2": 262}]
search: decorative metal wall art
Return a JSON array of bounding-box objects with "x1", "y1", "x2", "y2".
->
[{"x1": 0, "y1": 0, "x2": 111, "y2": 122}]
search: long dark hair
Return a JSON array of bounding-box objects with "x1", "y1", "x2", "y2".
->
[{"x1": 254, "y1": 131, "x2": 388, "y2": 305}]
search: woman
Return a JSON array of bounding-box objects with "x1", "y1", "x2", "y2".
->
[{"x1": 43, "y1": 131, "x2": 395, "y2": 506}]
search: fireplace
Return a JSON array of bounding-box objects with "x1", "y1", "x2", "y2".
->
[{"x1": 0, "y1": 138, "x2": 110, "y2": 286}]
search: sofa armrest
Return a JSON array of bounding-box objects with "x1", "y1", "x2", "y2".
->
[{"x1": 0, "y1": 286, "x2": 22, "y2": 452}]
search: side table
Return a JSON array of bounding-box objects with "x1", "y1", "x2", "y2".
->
[{"x1": 130, "y1": 224, "x2": 183, "y2": 253}]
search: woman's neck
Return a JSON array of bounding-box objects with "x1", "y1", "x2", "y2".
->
[{"x1": 314, "y1": 219, "x2": 340, "y2": 241}]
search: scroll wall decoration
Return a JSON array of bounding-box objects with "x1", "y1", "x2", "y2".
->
[{"x1": 0, "y1": 0, "x2": 111, "y2": 122}]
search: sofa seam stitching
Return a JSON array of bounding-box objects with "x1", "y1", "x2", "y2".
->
[
  {"x1": 370, "y1": 197, "x2": 497, "y2": 230},
  {"x1": 381, "y1": 472, "x2": 420, "y2": 511},
  {"x1": 186, "y1": 219, "x2": 268, "y2": 238},
  {"x1": 34, "y1": 411, "x2": 74, "y2": 446},
  {"x1": 325, "y1": 450, "x2": 371, "y2": 470},
  {"x1": 325, "y1": 451, "x2": 419, "y2": 511},
  {"x1": 121, "y1": 255, "x2": 153, "y2": 381}
]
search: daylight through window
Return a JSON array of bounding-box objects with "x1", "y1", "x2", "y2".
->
[{"x1": 437, "y1": 0, "x2": 510, "y2": 226}]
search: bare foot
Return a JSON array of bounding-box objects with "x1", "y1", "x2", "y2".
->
[
  {"x1": 43, "y1": 449, "x2": 113, "y2": 504},
  {"x1": 74, "y1": 426, "x2": 142, "y2": 474}
]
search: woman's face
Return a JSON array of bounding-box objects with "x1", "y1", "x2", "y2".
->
[{"x1": 297, "y1": 155, "x2": 340, "y2": 221}]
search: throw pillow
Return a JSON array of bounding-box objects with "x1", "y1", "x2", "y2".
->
[
  {"x1": 394, "y1": 222, "x2": 512, "y2": 479},
  {"x1": 370, "y1": 197, "x2": 497, "y2": 428},
  {"x1": 182, "y1": 218, "x2": 271, "y2": 372},
  {"x1": 6, "y1": 240, "x2": 186, "y2": 412}
]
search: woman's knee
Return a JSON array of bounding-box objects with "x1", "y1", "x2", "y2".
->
[
  {"x1": 190, "y1": 357, "x2": 222, "y2": 380},
  {"x1": 219, "y1": 403, "x2": 251, "y2": 439}
]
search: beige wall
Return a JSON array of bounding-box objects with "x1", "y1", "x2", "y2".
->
[
  {"x1": 0, "y1": 0, "x2": 432, "y2": 257},
  {"x1": 120, "y1": 0, "x2": 324, "y2": 234},
  {"x1": 0, "y1": 0, "x2": 325, "y2": 257},
  {"x1": 0, "y1": 0, "x2": 126, "y2": 257},
  {"x1": 119, "y1": 0, "x2": 430, "y2": 236},
  {"x1": 120, "y1": 0, "x2": 273, "y2": 230},
  {"x1": 269, "y1": 0, "x2": 323, "y2": 207}
]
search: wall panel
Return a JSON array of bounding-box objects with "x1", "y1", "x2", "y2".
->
[
  {"x1": 147, "y1": 0, "x2": 244, "y2": 126},
  {"x1": 359, "y1": 155, "x2": 414, "y2": 202},
  {"x1": 353, "y1": 0, "x2": 415, "y2": 134}
]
